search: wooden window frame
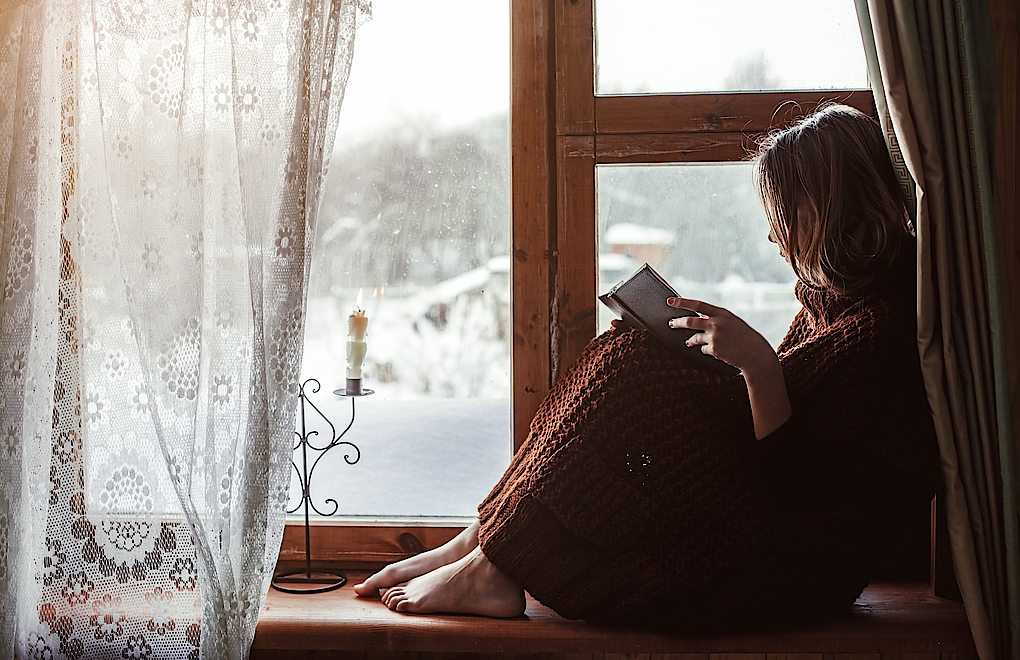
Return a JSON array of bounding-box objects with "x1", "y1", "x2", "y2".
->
[{"x1": 279, "y1": 0, "x2": 875, "y2": 568}]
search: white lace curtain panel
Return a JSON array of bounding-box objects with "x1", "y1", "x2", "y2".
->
[{"x1": 0, "y1": 0, "x2": 367, "y2": 657}]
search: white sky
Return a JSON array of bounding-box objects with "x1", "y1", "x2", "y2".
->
[
  {"x1": 335, "y1": 0, "x2": 868, "y2": 140},
  {"x1": 596, "y1": 0, "x2": 869, "y2": 93},
  {"x1": 335, "y1": 0, "x2": 511, "y2": 140}
]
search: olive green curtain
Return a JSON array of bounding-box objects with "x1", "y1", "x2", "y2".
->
[{"x1": 855, "y1": 1, "x2": 1019, "y2": 659}]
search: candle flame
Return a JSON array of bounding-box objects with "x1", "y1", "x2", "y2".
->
[
  {"x1": 356, "y1": 288, "x2": 363, "y2": 311},
  {"x1": 372, "y1": 286, "x2": 379, "y2": 299}
]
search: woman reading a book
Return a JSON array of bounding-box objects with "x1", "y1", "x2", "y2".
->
[{"x1": 353, "y1": 104, "x2": 938, "y2": 630}]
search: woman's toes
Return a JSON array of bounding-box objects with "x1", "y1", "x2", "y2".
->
[
  {"x1": 385, "y1": 590, "x2": 406, "y2": 610},
  {"x1": 383, "y1": 587, "x2": 403, "y2": 607},
  {"x1": 353, "y1": 581, "x2": 378, "y2": 597},
  {"x1": 353, "y1": 568, "x2": 388, "y2": 596}
]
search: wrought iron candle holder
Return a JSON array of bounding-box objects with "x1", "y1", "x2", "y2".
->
[{"x1": 271, "y1": 378, "x2": 373, "y2": 594}]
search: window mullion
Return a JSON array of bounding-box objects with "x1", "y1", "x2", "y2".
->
[{"x1": 511, "y1": 0, "x2": 559, "y2": 451}]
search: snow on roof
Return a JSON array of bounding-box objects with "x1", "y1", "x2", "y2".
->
[
  {"x1": 486, "y1": 254, "x2": 510, "y2": 273},
  {"x1": 598, "y1": 252, "x2": 638, "y2": 271},
  {"x1": 604, "y1": 223, "x2": 674, "y2": 246}
]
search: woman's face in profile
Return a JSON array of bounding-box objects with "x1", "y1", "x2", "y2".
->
[
  {"x1": 767, "y1": 202, "x2": 815, "y2": 265},
  {"x1": 767, "y1": 230, "x2": 787, "y2": 261}
]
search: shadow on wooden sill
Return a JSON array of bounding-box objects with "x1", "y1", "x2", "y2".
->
[{"x1": 252, "y1": 570, "x2": 975, "y2": 660}]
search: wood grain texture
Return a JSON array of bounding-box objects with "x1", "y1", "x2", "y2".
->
[
  {"x1": 511, "y1": 0, "x2": 557, "y2": 451},
  {"x1": 554, "y1": 0, "x2": 595, "y2": 135},
  {"x1": 594, "y1": 92, "x2": 875, "y2": 136},
  {"x1": 594, "y1": 133, "x2": 752, "y2": 164},
  {"x1": 277, "y1": 524, "x2": 462, "y2": 566},
  {"x1": 253, "y1": 581, "x2": 975, "y2": 656},
  {"x1": 554, "y1": 134, "x2": 596, "y2": 380}
]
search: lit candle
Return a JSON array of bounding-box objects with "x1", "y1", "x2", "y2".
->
[
  {"x1": 346, "y1": 289, "x2": 368, "y2": 394},
  {"x1": 349, "y1": 296, "x2": 368, "y2": 342}
]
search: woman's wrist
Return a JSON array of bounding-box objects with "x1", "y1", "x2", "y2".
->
[
  {"x1": 739, "y1": 349, "x2": 782, "y2": 382},
  {"x1": 741, "y1": 354, "x2": 792, "y2": 440}
]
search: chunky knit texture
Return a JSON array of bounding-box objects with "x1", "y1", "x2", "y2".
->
[{"x1": 477, "y1": 257, "x2": 938, "y2": 631}]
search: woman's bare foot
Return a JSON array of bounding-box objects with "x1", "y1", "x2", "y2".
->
[
  {"x1": 353, "y1": 521, "x2": 480, "y2": 597},
  {"x1": 379, "y1": 546, "x2": 526, "y2": 618}
]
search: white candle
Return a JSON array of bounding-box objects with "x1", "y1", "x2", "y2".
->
[
  {"x1": 346, "y1": 289, "x2": 368, "y2": 380},
  {"x1": 349, "y1": 310, "x2": 368, "y2": 342}
]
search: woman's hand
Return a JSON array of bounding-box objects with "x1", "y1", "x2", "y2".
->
[
  {"x1": 666, "y1": 296, "x2": 791, "y2": 439},
  {"x1": 609, "y1": 318, "x2": 633, "y2": 332},
  {"x1": 666, "y1": 297, "x2": 775, "y2": 376}
]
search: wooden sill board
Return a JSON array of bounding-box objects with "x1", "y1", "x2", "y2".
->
[{"x1": 252, "y1": 575, "x2": 975, "y2": 657}]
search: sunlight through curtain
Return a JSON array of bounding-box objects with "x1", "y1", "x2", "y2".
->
[{"x1": 0, "y1": 0, "x2": 369, "y2": 657}]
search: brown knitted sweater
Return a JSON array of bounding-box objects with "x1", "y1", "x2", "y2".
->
[{"x1": 477, "y1": 256, "x2": 938, "y2": 631}]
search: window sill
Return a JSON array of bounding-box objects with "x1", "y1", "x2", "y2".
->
[{"x1": 252, "y1": 575, "x2": 976, "y2": 658}]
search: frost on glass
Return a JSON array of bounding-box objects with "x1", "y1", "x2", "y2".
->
[
  {"x1": 597, "y1": 163, "x2": 800, "y2": 348},
  {"x1": 596, "y1": 0, "x2": 869, "y2": 94},
  {"x1": 295, "y1": 1, "x2": 512, "y2": 518}
]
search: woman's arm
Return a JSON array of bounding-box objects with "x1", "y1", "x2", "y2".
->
[
  {"x1": 667, "y1": 296, "x2": 792, "y2": 440},
  {"x1": 740, "y1": 354, "x2": 793, "y2": 440}
]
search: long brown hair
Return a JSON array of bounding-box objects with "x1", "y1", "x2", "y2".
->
[{"x1": 754, "y1": 104, "x2": 911, "y2": 294}]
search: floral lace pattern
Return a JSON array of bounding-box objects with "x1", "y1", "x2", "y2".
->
[{"x1": 0, "y1": 0, "x2": 369, "y2": 658}]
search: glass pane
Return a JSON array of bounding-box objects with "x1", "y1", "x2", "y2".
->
[
  {"x1": 597, "y1": 163, "x2": 800, "y2": 349},
  {"x1": 596, "y1": 0, "x2": 869, "y2": 94},
  {"x1": 297, "y1": 0, "x2": 511, "y2": 519}
]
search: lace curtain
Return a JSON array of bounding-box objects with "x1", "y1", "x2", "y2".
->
[{"x1": 0, "y1": 0, "x2": 368, "y2": 657}]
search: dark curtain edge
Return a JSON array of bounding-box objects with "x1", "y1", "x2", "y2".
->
[{"x1": 959, "y1": 0, "x2": 1020, "y2": 657}]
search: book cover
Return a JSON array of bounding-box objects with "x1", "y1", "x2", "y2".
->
[{"x1": 599, "y1": 263, "x2": 740, "y2": 376}]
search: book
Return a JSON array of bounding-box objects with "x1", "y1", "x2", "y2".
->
[{"x1": 599, "y1": 263, "x2": 739, "y2": 376}]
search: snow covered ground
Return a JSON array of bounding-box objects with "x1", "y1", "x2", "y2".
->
[{"x1": 286, "y1": 395, "x2": 511, "y2": 519}]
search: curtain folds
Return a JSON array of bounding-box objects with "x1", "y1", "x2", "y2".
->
[
  {"x1": 0, "y1": 0, "x2": 368, "y2": 657},
  {"x1": 855, "y1": 1, "x2": 1018, "y2": 659}
]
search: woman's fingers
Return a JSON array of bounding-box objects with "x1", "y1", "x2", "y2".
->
[
  {"x1": 685, "y1": 331, "x2": 708, "y2": 345},
  {"x1": 666, "y1": 296, "x2": 725, "y2": 316},
  {"x1": 686, "y1": 333, "x2": 713, "y2": 356},
  {"x1": 669, "y1": 315, "x2": 708, "y2": 330},
  {"x1": 665, "y1": 295, "x2": 773, "y2": 370}
]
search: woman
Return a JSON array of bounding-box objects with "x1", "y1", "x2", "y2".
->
[{"x1": 353, "y1": 104, "x2": 939, "y2": 631}]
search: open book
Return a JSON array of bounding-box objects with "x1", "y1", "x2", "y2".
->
[{"x1": 599, "y1": 263, "x2": 739, "y2": 376}]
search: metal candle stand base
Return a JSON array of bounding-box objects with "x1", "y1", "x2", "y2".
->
[{"x1": 271, "y1": 378, "x2": 373, "y2": 594}]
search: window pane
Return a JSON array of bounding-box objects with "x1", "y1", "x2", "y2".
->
[
  {"x1": 297, "y1": 0, "x2": 511, "y2": 519},
  {"x1": 598, "y1": 164, "x2": 800, "y2": 349},
  {"x1": 596, "y1": 0, "x2": 869, "y2": 94}
]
